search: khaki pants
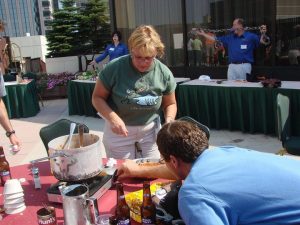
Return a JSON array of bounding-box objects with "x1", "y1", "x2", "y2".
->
[
  {"x1": 228, "y1": 63, "x2": 251, "y2": 80},
  {"x1": 103, "y1": 121, "x2": 161, "y2": 159}
]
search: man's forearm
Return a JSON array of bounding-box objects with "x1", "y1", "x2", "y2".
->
[
  {"x1": 197, "y1": 31, "x2": 216, "y2": 42},
  {"x1": 0, "y1": 98, "x2": 13, "y2": 132},
  {"x1": 137, "y1": 164, "x2": 177, "y2": 180}
]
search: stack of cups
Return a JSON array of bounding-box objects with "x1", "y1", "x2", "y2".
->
[{"x1": 3, "y1": 179, "x2": 26, "y2": 214}]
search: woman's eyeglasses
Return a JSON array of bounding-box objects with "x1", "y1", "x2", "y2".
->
[{"x1": 132, "y1": 54, "x2": 156, "y2": 63}]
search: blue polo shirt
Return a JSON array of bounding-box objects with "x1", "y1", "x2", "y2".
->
[
  {"x1": 217, "y1": 32, "x2": 260, "y2": 64},
  {"x1": 179, "y1": 146, "x2": 300, "y2": 225},
  {"x1": 95, "y1": 43, "x2": 128, "y2": 63}
]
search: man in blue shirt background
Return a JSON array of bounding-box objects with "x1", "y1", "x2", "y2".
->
[
  {"x1": 90, "y1": 31, "x2": 128, "y2": 66},
  {"x1": 198, "y1": 18, "x2": 269, "y2": 80}
]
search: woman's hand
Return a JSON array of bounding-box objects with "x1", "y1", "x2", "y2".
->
[
  {"x1": 109, "y1": 116, "x2": 128, "y2": 136},
  {"x1": 89, "y1": 60, "x2": 97, "y2": 65}
]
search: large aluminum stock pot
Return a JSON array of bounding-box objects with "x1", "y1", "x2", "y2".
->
[{"x1": 48, "y1": 134, "x2": 102, "y2": 182}]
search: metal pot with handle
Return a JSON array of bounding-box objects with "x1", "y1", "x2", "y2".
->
[
  {"x1": 48, "y1": 133, "x2": 102, "y2": 181},
  {"x1": 60, "y1": 184, "x2": 99, "y2": 225}
]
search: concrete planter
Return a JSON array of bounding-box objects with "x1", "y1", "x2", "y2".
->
[{"x1": 42, "y1": 85, "x2": 67, "y2": 99}]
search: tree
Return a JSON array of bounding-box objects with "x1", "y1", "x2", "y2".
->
[
  {"x1": 46, "y1": 0, "x2": 79, "y2": 57},
  {"x1": 46, "y1": 0, "x2": 111, "y2": 57},
  {"x1": 76, "y1": 0, "x2": 111, "y2": 54}
]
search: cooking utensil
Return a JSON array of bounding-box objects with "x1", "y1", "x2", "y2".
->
[
  {"x1": 42, "y1": 203, "x2": 52, "y2": 214},
  {"x1": 48, "y1": 134, "x2": 102, "y2": 181},
  {"x1": 67, "y1": 123, "x2": 76, "y2": 149},
  {"x1": 135, "y1": 141, "x2": 143, "y2": 158},
  {"x1": 60, "y1": 184, "x2": 99, "y2": 225},
  {"x1": 78, "y1": 124, "x2": 84, "y2": 147}
]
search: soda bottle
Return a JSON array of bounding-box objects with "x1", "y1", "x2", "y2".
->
[
  {"x1": 0, "y1": 146, "x2": 12, "y2": 186},
  {"x1": 115, "y1": 182, "x2": 131, "y2": 225},
  {"x1": 141, "y1": 181, "x2": 156, "y2": 225}
]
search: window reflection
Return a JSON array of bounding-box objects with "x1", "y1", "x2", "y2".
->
[
  {"x1": 276, "y1": 0, "x2": 300, "y2": 66},
  {"x1": 114, "y1": 0, "x2": 184, "y2": 67},
  {"x1": 113, "y1": 0, "x2": 300, "y2": 68},
  {"x1": 185, "y1": 0, "x2": 272, "y2": 67}
]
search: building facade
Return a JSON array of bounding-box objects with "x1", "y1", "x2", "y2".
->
[
  {"x1": 0, "y1": 0, "x2": 41, "y2": 37},
  {"x1": 0, "y1": 0, "x2": 88, "y2": 37},
  {"x1": 110, "y1": 0, "x2": 300, "y2": 80}
]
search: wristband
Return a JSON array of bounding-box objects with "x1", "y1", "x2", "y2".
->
[{"x1": 6, "y1": 130, "x2": 15, "y2": 138}]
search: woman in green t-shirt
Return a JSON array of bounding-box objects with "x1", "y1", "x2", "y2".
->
[{"x1": 92, "y1": 25, "x2": 177, "y2": 159}]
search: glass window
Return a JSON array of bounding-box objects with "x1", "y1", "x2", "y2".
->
[
  {"x1": 276, "y1": 0, "x2": 300, "y2": 66},
  {"x1": 114, "y1": 0, "x2": 184, "y2": 67},
  {"x1": 185, "y1": 0, "x2": 273, "y2": 67},
  {"x1": 43, "y1": 10, "x2": 51, "y2": 17},
  {"x1": 44, "y1": 20, "x2": 52, "y2": 26},
  {"x1": 42, "y1": 1, "x2": 50, "y2": 7}
]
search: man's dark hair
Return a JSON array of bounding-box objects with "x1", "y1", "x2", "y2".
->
[
  {"x1": 235, "y1": 18, "x2": 246, "y2": 28},
  {"x1": 157, "y1": 121, "x2": 208, "y2": 163},
  {"x1": 112, "y1": 31, "x2": 122, "y2": 41}
]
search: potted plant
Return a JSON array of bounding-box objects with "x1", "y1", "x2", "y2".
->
[{"x1": 76, "y1": 70, "x2": 98, "y2": 81}]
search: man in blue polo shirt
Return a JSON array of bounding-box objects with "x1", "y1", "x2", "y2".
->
[
  {"x1": 198, "y1": 18, "x2": 269, "y2": 80},
  {"x1": 117, "y1": 120, "x2": 300, "y2": 224}
]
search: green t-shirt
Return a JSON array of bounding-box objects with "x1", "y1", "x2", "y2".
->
[
  {"x1": 99, "y1": 55, "x2": 176, "y2": 126},
  {"x1": 192, "y1": 38, "x2": 202, "y2": 51}
]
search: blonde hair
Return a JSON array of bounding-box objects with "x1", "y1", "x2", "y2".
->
[{"x1": 128, "y1": 25, "x2": 165, "y2": 58}]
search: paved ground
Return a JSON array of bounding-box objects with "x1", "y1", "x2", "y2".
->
[{"x1": 0, "y1": 99, "x2": 283, "y2": 167}]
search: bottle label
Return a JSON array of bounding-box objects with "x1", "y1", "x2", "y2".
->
[
  {"x1": 0, "y1": 170, "x2": 11, "y2": 184},
  {"x1": 117, "y1": 219, "x2": 130, "y2": 225},
  {"x1": 142, "y1": 218, "x2": 155, "y2": 224},
  {"x1": 0, "y1": 171, "x2": 10, "y2": 176}
]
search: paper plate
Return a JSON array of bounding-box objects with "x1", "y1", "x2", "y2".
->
[{"x1": 134, "y1": 158, "x2": 163, "y2": 166}]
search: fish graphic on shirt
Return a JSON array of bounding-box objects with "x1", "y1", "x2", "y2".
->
[{"x1": 133, "y1": 94, "x2": 159, "y2": 106}]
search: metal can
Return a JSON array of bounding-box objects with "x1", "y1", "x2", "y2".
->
[{"x1": 37, "y1": 206, "x2": 57, "y2": 225}]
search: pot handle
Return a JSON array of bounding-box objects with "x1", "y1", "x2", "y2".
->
[
  {"x1": 87, "y1": 196, "x2": 99, "y2": 224},
  {"x1": 30, "y1": 152, "x2": 69, "y2": 164}
]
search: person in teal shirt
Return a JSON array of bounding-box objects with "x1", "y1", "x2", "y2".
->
[{"x1": 92, "y1": 25, "x2": 177, "y2": 159}]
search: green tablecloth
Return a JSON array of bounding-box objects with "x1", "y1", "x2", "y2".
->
[
  {"x1": 3, "y1": 80, "x2": 40, "y2": 118},
  {"x1": 68, "y1": 80, "x2": 98, "y2": 117},
  {"x1": 68, "y1": 78, "x2": 191, "y2": 117},
  {"x1": 177, "y1": 80, "x2": 300, "y2": 136}
]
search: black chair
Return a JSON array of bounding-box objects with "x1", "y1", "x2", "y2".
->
[
  {"x1": 177, "y1": 116, "x2": 210, "y2": 140},
  {"x1": 39, "y1": 119, "x2": 89, "y2": 155},
  {"x1": 277, "y1": 93, "x2": 300, "y2": 155}
]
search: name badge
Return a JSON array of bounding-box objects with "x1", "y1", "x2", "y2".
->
[
  {"x1": 109, "y1": 47, "x2": 115, "y2": 51},
  {"x1": 241, "y1": 45, "x2": 247, "y2": 49}
]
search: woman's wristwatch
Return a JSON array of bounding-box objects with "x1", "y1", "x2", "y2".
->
[{"x1": 6, "y1": 130, "x2": 15, "y2": 137}]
